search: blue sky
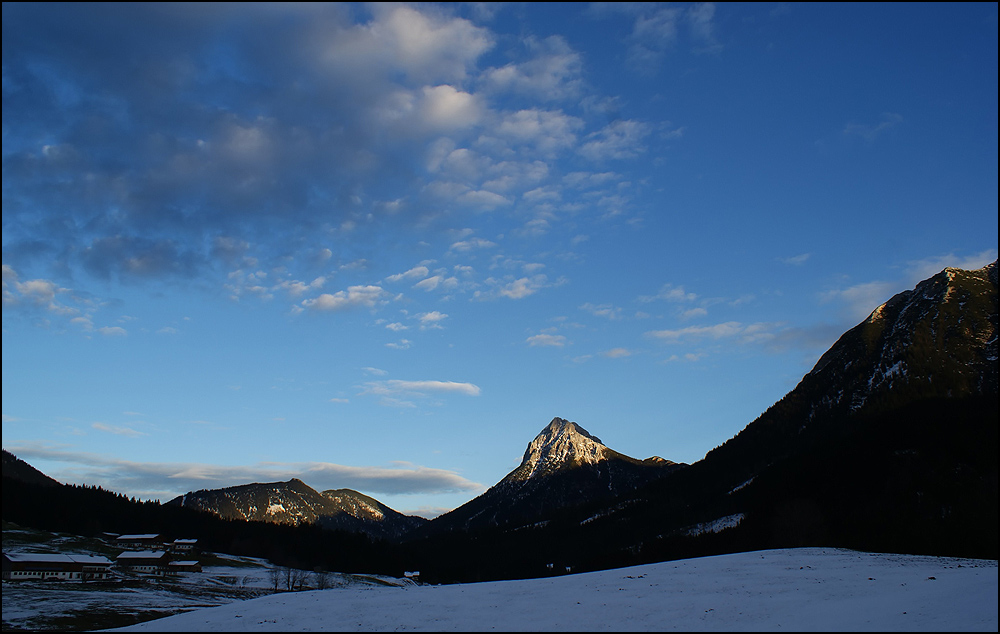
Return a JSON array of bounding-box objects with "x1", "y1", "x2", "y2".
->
[{"x1": 3, "y1": 3, "x2": 997, "y2": 518}]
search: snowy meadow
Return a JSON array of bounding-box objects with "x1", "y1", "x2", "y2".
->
[{"x1": 111, "y1": 548, "x2": 998, "y2": 632}]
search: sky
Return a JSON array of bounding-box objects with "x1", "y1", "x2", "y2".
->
[{"x1": 2, "y1": 2, "x2": 997, "y2": 519}]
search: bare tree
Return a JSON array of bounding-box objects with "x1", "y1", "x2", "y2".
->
[
  {"x1": 269, "y1": 566, "x2": 282, "y2": 591},
  {"x1": 292, "y1": 567, "x2": 309, "y2": 591},
  {"x1": 314, "y1": 567, "x2": 331, "y2": 590}
]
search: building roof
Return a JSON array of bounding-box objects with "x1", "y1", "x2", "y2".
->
[
  {"x1": 116, "y1": 550, "x2": 168, "y2": 559},
  {"x1": 173, "y1": 539, "x2": 198, "y2": 545},
  {"x1": 4, "y1": 552, "x2": 112, "y2": 565},
  {"x1": 117, "y1": 534, "x2": 162, "y2": 540},
  {"x1": 168, "y1": 561, "x2": 201, "y2": 566}
]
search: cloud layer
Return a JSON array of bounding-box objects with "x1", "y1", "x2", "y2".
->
[{"x1": 6, "y1": 444, "x2": 483, "y2": 502}]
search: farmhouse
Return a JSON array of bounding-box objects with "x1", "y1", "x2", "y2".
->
[
  {"x1": 115, "y1": 550, "x2": 171, "y2": 575},
  {"x1": 169, "y1": 538, "x2": 199, "y2": 554},
  {"x1": 115, "y1": 534, "x2": 164, "y2": 550},
  {"x1": 167, "y1": 560, "x2": 203, "y2": 574},
  {"x1": 2, "y1": 552, "x2": 113, "y2": 581}
]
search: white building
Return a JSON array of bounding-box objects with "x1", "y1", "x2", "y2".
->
[
  {"x1": 115, "y1": 550, "x2": 171, "y2": 575},
  {"x1": 2, "y1": 552, "x2": 114, "y2": 581}
]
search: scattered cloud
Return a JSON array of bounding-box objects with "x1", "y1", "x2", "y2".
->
[
  {"x1": 580, "y1": 302, "x2": 624, "y2": 320},
  {"x1": 902, "y1": 250, "x2": 997, "y2": 285},
  {"x1": 646, "y1": 321, "x2": 780, "y2": 345},
  {"x1": 592, "y1": 2, "x2": 722, "y2": 70},
  {"x1": 679, "y1": 307, "x2": 708, "y2": 320},
  {"x1": 402, "y1": 505, "x2": 455, "y2": 520},
  {"x1": 300, "y1": 285, "x2": 389, "y2": 313},
  {"x1": 483, "y1": 35, "x2": 583, "y2": 101},
  {"x1": 639, "y1": 284, "x2": 698, "y2": 303},
  {"x1": 449, "y1": 238, "x2": 497, "y2": 253},
  {"x1": 843, "y1": 113, "x2": 903, "y2": 142},
  {"x1": 820, "y1": 281, "x2": 898, "y2": 321},
  {"x1": 386, "y1": 266, "x2": 430, "y2": 283},
  {"x1": 360, "y1": 379, "x2": 481, "y2": 407},
  {"x1": 602, "y1": 348, "x2": 632, "y2": 358},
  {"x1": 416, "y1": 311, "x2": 449, "y2": 328},
  {"x1": 780, "y1": 253, "x2": 811, "y2": 266},
  {"x1": 477, "y1": 274, "x2": 563, "y2": 301},
  {"x1": 363, "y1": 380, "x2": 481, "y2": 397},
  {"x1": 4, "y1": 444, "x2": 483, "y2": 500},
  {"x1": 820, "y1": 249, "x2": 997, "y2": 322},
  {"x1": 91, "y1": 422, "x2": 146, "y2": 438},
  {"x1": 526, "y1": 334, "x2": 567, "y2": 347},
  {"x1": 579, "y1": 120, "x2": 652, "y2": 161}
]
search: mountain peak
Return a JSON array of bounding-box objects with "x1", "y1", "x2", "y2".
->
[{"x1": 517, "y1": 417, "x2": 610, "y2": 479}]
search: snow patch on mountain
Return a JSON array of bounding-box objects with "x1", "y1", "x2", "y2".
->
[
  {"x1": 682, "y1": 513, "x2": 745, "y2": 536},
  {"x1": 514, "y1": 418, "x2": 610, "y2": 480}
]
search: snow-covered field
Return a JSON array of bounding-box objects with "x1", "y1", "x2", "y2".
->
[{"x1": 111, "y1": 548, "x2": 997, "y2": 632}]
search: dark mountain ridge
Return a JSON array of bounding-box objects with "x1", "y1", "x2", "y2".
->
[
  {"x1": 411, "y1": 417, "x2": 683, "y2": 537},
  {"x1": 399, "y1": 260, "x2": 997, "y2": 582},
  {"x1": 2, "y1": 449, "x2": 62, "y2": 487},
  {"x1": 166, "y1": 479, "x2": 426, "y2": 541},
  {"x1": 527, "y1": 259, "x2": 999, "y2": 568}
]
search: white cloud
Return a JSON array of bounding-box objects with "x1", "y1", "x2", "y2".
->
[
  {"x1": 276, "y1": 276, "x2": 326, "y2": 297},
  {"x1": 489, "y1": 275, "x2": 551, "y2": 300},
  {"x1": 414, "y1": 275, "x2": 443, "y2": 291},
  {"x1": 639, "y1": 284, "x2": 698, "y2": 303},
  {"x1": 450, "y1": 237, "x2": 497, "y2": 252},
  {"x1": 2, "y1": 264, "x2": 80, "y2": 317},
  {"x1": 527, "y1": 334, "x2": 567, "y2": 347},
  {"x1": 821, "y1": 250, "x2": 997, "y2": 322},
  {"x1": 361, "y1": 379, "x2": 481, "y2": 401},
  {"x1": 686, "y1": 2, "x2": 722, "y2": 54},
  {"x1": 522, "y1": 187, "x2": 561, "y2": 204},
  {"x1": 301, "y1": 285, "x2": 388, "y2": 312},
  {"x1": 98, "y1": 326, "x2": 128, "y2": 337},
  {"x1": 493, "y1": 109, "x2": 583, "y2": 157},
  {"x1": 843, "y1": 113, "x2": 903, "y2": 142},
  {"x1": 903, "y1": 249, "x2": 997, "y2": 285},
  {"x1": 386, "y1": 339, "x2": 412, "y2": 350},
  {"x1": 820, "y1": 281, "x2": 899, "y2": 322},
  {"x1": 386, "y1": 266, "x2": 430, "y2": 283},
  {"x1": 483, "y1": 35, "x2": 583, "y2": 101},
  {"x1": 5, "y1": 444, "x2": 483, "y2": 498},
  {"x1": 92, "y1": 422, "x2": 145, "y2": 437},
  {"x1": 602, "y1": 348, "x2": 632, "y2": 358},
  {"x1": 482, "y1": 160, "x2": 549, "y2": 193},
  {"x1": 365, "y1": 4, "x2": 493, "y2": 84},
  {"x1": 419, "y1": 84, "x2": 484, "y2": 131},
  {"x1": 458, "y1": 189, "x2": 511, "y2": 210},
  {"x1": 679, "y1": 307, "x2": 708, "y2": 320},
  {"x1": 417, "y1": 311, "x2": 448, "y2": 328},
  {"x1": 563, "y1": 171, "x2": 621, "y2": 189},
  {"x1": 647, "y1": 321, "x2": 778, "y2": 344},
  {"x1": 579, "y1": 120, "x2": 652, "y2": 161},
  {"x1": 580, "y1": 302, "x2": 624, "y2": 320},
  {"x1": 780, "y1": 253, "x2": 811, "y2": 266}
]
